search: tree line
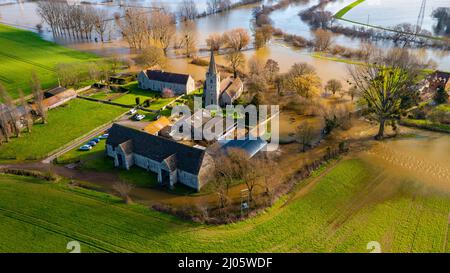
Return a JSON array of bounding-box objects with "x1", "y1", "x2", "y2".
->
[
  {"x1": 0, "y1": 74, "x2": 47, "y2": 145},
  {"x1": 37, "y1": 0, "x2": 110, "y2": 42}
]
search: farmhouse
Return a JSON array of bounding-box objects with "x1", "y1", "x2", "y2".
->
[
  {"x1": 204, "y1": 50, "x2": 244, "y2": 107},
  {"x1": 41, "y1": 88, "x2": 77, "y2": 110},
  {"x1": 137, "y1": 70, "x2": 196, "y2": 95},
  {"x1": 106, "y1": 123, "x2": 214, "y2": 191}
]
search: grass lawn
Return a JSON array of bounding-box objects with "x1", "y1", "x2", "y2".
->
[
  {"x1": 0, "y1": 99, "x2": 125, "y2": 162},
  {"x1": 0, "y1": 24, "x2": 98, "y2": 99},
  {"x1": 57, "y1": 144, "x2": 157, "y2": 188},
  {"x1": 334, "y1": 0, "x2": 366, "y2": 19},
  {"x1": 1, "y1": 158, "x2": 450, "y2": 252},
  {"x1": 112, "y1": 82, "x2": 175, "y2": 110},
  {"x1": 401, "y1": 119, "x2": 450, "y2": 133}
]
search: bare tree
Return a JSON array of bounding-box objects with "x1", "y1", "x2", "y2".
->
[
  {"x1": 223, "y1": 28, "x2": 250, "y2": 51},
  {"x1": 254, "y1": 25, "x2": 273, "y2": 49},
  {"x1": 118, "y1": 8, "x2": 150, "y2": 49},
  {"x1": 0, "y1": 108, "x2": 11, "y2": 143},
  {"x1": 226, "y1": 51, "x2": 245, "y2": 78},
  {"x1": 149, "y1": 9, "x2": 176, "y2": 55},
  {"x1": 180, "y1": 21, "x2": 197, "y2": 57},
  {"x1": 297, "y1": 123, "x2": 315, "y2": 152},
  {"x1": 18, "y1": 89, "x2": 32, "y2": 133},
  {"x1": 313, "y1": 28, "x2": 333, "y2": 51},
  {"x1": 347, "y1": 85, "x2": 358, "y2": 101},
  {"x1": 31, "y1": 72, "x2": 47, "y2": 124},
  {"x1": 93, "y1": 9, "x2": 109, "y2": 43},
  {"x1": 325, "y1": 79, "x2": 342, "y2": 96},
  {"x1": 178, "y1": 0, "x2": 198, "y2": 21},
  {"x1": 113, "y1": 181, "x2": 134, "y2": 204},
  {"x1": 264, "y1": 59, "x2": 280, "y2": 82},
  {"x1": 0, "y1": 84, "x2": 13, "y2": 142},
  {"x1": 0, "y1": 84, "x2": 21, "y2": 137},
  {"x1": 206, "y1": 33, "x2": 224, "y2": 52},
  {"x1": 137, "y1": 45, "x2": 167, "y2": 69}
]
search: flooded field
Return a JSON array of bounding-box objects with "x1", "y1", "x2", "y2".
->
[
  {"x1": 1, "y1": 0, "x2": 449, "y2": 72},
  {"x1": 344, "y1": 0, "x2": 449, "y2": 36},
  {"x1": 361, "y1": 130, "x2": 450, "y2": 195}
]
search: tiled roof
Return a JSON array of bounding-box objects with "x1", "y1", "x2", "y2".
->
[
  {"x1": 144, "y1": 116, "x2": 171, "y2": 135},
  {"x1": 144, "y1": 70, "x2": 191, "y2": 85},
  {"x1": 44, "y1": 86, "x2": 66, "y2": 98},
  {"x1": 107, "y1": 123, "x2": 206, "y2": 175},
  {"x1": 221, "y1": 76, "x2": 243, "y2": 99}
]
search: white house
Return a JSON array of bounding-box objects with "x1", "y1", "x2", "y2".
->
[
  {"x1": 106, "y1": 123, "x2": 213, "y2": 191},
  {"x1": 137, "y1": 69, "x2": 196, "y2": 95}
]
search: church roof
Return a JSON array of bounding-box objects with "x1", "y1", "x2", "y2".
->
[
  {"x1": 221, "y1": 76, "x2": 243, "y2": 99},
  {"x1": 207, "y1": 50, "x2": 218, "y2": 75},
  {"x1": 107, "y1": 123, "x2": 206, "y2": 175},
  {"x1": 144, "y1": 70, "x2": 191, "y2": 85}
]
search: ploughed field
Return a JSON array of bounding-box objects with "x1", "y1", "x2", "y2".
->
[
  {"x1": 0, "y1": 24, "x2": 97, "y2": 99},
  {"x1": 1, "y1": 151, "x2": 450, "y2": 252}
]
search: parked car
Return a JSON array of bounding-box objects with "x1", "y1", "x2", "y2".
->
[
  {"x1": 133, "y1": 114, "x2": 146, "y2": 121},
  {"x1": 87, "y1": 141, "x2": 97, "y2": 147},
  {"x1": 99, "y1": 133, "x2": 109, "y2": 139},
  {"x1": 79, "y1": 145, "x2": 92, "y2": 151},
  {"x1": 90, "y1": 138, "x2": 100, "y2": 143},
  {"x1": 129, "y1": 108, "x2": 137, "y2": 115}
]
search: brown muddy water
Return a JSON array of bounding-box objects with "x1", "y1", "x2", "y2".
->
[
  {"x1": 360, "y1": 129, "x2": 450, "y2": 195},
  {"x1": 2, "y1": 0, "x2": 448, "y2": 80}
]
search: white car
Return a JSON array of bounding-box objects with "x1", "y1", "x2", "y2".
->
[
  {"x1": 129, "y1": 109, "x2": 137, "y2": 115},
  {"x1": 133, "y1": 114, "x2": 146, "y2": 121}
]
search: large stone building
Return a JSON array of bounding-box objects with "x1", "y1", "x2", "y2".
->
[
  {"x1": 106, "y1": 123, "x2": 213, "y2": 191},
  {"x1": 137, "y1": 70, "x2": 196, "y2": 95},
  {"x1": 204, "y1": 51, "x2": 243, "y2": 107}
]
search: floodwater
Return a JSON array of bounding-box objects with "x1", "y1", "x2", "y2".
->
[
  {"x1": 268, "y1": 0, "x2": 450, "y2": 70},
  {"x1": 361, "y1": 129, "x2": 450, "y2": 195},
  {"x1": 0, "y1": 0, "x2": 449, "y2": 75},
  {"x1": 345, "y1": 0, "x2": 450, "y2": 35}
]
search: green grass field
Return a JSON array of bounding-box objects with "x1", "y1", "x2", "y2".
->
[
  {"x1": 334, "y1": 0, "x2": 366, "y2": 19},
  {"x1": 0, "y1": 24, "x2": 98, "y2": 98},
  {"x1": 57, "y1": 144, "x2": 158, "y2": 188},
  {"x1": 112, "y1": 82, "x2": 175, "y2": 111},
  {"x1": 1, "y1": 158, "x2": 449, "y2": 253},
  {"x1": 0, "y1": 99, "x2": 125, "y2": 162}
]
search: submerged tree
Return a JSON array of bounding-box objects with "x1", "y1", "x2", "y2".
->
[{"x1": 325, "y1": 79, "x2": 343, "y2": 96}]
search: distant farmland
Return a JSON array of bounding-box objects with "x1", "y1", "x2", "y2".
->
[
  {"x1": 1, "y1": 158, "x2": 449, "y2": 253},
  {"x1": 0, "y1": 24, "x2": 97, "y2": 99}
]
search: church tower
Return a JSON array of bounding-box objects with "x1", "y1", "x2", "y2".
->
[{"x1": 204, "y1": 50, "x2": 221, "y2": 107}]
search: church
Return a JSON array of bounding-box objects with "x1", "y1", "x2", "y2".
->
[{"x1": 203, "y1": 50, "x2": 244, "y2": 107}]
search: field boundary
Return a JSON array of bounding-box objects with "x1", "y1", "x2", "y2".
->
[
  {"x1": 333, "y1": 0, "x2": 443, "y2": 41},
  {"x1": 334, "y1": 0, "x2": 366, "y2": 19}
]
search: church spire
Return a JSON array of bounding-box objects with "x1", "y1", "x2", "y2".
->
[{"x1": 208, "y1": 49, "x2": 217, "y2": 75}]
